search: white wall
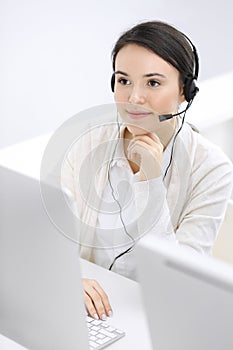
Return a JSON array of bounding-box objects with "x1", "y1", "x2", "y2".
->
[
  {"x1": 1, "y1": 0, "x2": 233, "y2": 148},
  {"x1": 188, "y1": 71, "x2": 233, "y2": 163}
]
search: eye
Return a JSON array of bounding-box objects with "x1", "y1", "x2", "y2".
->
[
  {"x1": 117, "y1": 78, "x2": 131, "y2": 86},
  {"x1": 148, "y1": 80, "x2": 160, "y2": 87}
]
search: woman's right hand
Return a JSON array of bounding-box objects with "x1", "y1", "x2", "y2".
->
[{"x1": 83, "y1": 278, "x2": 113, "y2": 321}]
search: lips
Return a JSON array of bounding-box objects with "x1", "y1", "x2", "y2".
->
[{"x1": 126, "y1": 110, "x2": 152, "y2": 120}]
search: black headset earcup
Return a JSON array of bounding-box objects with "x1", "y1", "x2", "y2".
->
[
  {"x1": 111, "y1": 74, "x2": 115, "y2": 92},
  {"x1": 184, "y1": 77, "x2": 199, "y2": 102}
]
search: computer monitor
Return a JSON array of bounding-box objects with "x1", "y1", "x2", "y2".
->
[
  {"x1": 0, "y1": 166, "x2": 89, "y2": 350},
  {"x1": 135, "y1": 235, "x2": 233, "y2": 350}
]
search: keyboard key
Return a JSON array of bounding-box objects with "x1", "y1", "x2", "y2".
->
[
  {"x1": 96, "y1": 334, "x2": 105, "y2": 339},
  {"x1": 89, "y1": 340, "x2": 99, "y2": 348},
  {"x1": 86, "y1": 315, "x2": 125, "y2": 349},
  {"x1": 90, "y1": 335, "x2": 98, "y2": 341},
  {"x1": 96, "y1": 337, "x2": 111, "y2": 345},
  {"x1": 92, "y1": 320, "x2": 102, "y2": 326},
  {"x1": 89, "y1": 330, "x2": 98, "y2": 336},
  {"x1": 99, "y1": 329, "x2": 117, "y2": 339},
  {"x1": 101, "y1": 323, "x2": 109, "y2": 328}
]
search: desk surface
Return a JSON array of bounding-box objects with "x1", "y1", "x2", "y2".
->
[{"x1": 0, "y1": 259, "x2": 153, "y2": 350}]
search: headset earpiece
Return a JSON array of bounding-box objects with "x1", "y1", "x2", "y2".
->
[
  {"x1": 184, "y1": 77, "x2": 199, "y2": 102},
  {"x1": 182, "y1": 34, "x2": 199, "y2": 103},
  {"x1": 111, "y1": 74, "x2": 115, "y2": 92}
]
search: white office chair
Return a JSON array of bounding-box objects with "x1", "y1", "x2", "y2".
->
[{"x1": 212, "y1": 200, "x2": 233, "y2": 264}]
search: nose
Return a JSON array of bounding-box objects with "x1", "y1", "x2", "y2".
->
[{"x1": 128, "y1": 85, "x2": 146, "y2": 105}]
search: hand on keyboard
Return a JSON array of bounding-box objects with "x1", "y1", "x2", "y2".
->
[{"x1": 83, "y1": 278, "x2": 113, "y2": 321}]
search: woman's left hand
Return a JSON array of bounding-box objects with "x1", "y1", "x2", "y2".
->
[{"x1": 127, "y1": 132, "x2": 164, "y2": 181}]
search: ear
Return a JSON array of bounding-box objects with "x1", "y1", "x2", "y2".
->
[
  {"x1": 179, "y1": 84, "x2": 186, "y2": 103},
  {"x1": 179, "y1": 93, "x2": 186, "y2": 103}
]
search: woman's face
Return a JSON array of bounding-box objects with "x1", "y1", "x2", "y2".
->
[{"x1": 114, "y1": 44, "x2": 185, "y2": 136}]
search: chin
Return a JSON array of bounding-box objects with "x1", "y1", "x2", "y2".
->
[{"x1": 126, "y1": 125, "x2": 151, "y2": 136}]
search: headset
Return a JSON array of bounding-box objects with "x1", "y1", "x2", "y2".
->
[{"x1": 182, "y1": 33, "x2": 199, "y2": 103}]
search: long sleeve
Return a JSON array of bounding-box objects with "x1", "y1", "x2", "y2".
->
[
  {"x1": 132, "y1": 131, "x2": 233, "y2": 254},
  {"x1": 175, "y1": 146, "x2": 233, "y2": 253}
]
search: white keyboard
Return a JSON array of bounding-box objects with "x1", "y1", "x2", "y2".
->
[{"x1": 86, "y1": 315, "x2": 125, "y2": 349}]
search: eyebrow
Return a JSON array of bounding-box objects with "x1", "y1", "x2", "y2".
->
[{"x1": 114, "y1": 70, "x2": 166, "y2": 78}]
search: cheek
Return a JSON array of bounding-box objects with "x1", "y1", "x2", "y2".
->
[
  {"x1": 148, "y1": 88, "x2": 181, "y2": 113},
  {"x1": 114, "y1": 91, "x2": 128, "y2": 103}
]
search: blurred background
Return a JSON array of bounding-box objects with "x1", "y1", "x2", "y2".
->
[{"x1": 1, "y1": 0, "x2": 233, "y2": 161}]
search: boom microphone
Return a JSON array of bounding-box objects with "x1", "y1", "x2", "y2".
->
[{"x1": 159, "y1": 101, "x2": 193, "y2": 122}]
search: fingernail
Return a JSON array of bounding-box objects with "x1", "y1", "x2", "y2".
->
[
  {"x1": 93, "y1": 313, "x2": 99, "y2": 320},
  {"x1": 101, "y1": 314, "x2": 107, "y2": 321},
  {"x1": 108, "y1": 310, "x2": 113, "y2": 317}
]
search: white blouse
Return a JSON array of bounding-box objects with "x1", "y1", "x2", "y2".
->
[
  {"x1": 61, "y1": 118, "x2": 233, "y2": 280},
  {"x1": 93, "y1": 126, "x2": 175, "y2": 279}
]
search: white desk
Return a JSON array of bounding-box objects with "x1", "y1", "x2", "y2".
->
[{"x1": 0, "y1": 258, "x2": 153, "y2": 350}]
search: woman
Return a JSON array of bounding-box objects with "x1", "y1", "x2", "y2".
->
[{"x1": 61, "y1": 21, "x2": 233, "y2": 321}]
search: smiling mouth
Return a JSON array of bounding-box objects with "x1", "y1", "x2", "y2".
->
[{"x1": 126, "y1": 110, "x2": 153, "y2": 119}]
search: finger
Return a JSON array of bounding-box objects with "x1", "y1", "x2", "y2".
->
[
  {"x1": 127, "y1": 142, "x2": 143, "y2": 161},
  {"x1": 84, "y1": 291, "x2": 99, "y2": 320},
  {"x1": 127, "y1": 138, "x2": 154, "y2": 156},
  {"x1": 128, "y1": 138, "x2": 146, "y2": 150},
  {"x1": 128, "y1": 137, "x2": 164, "y2": 157},
  {"x1": 92, "y1": 280, "x2": 113, "y2": 319},
  {"x1": 128, "y1": 141, "x2": 163, "y2": 165},
  {"x1": 127, "y1": 140, "x2": 150, "y2": 155},
  {"x1": 132, "y1": 133, "x2": 162, "y2": 146}
]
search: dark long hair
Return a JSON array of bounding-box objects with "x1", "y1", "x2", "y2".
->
[{"x1": 112, "y1": 21, "x2": 196, "y2": 87}]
